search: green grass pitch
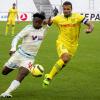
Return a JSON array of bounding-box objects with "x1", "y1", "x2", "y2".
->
[{"x1": 0, "y1": 21, "x2": 100, "y2": 100}]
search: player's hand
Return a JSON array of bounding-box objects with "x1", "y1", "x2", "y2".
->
[
  {"x1": 48, "y1": 16, "x2": 52, "y2": 26},
  {"x1": 85, "y1": 24, "x2": 94, "y2": 33},
  {"x1": 85, "y1": 28, "x2": 92, "y2": 33},
  {"x1": 9, "y1": 51, "x2": 15, "y2": 56},
  {"x1": 43, "y1": 16, "x2": 52, "y2": 26}
]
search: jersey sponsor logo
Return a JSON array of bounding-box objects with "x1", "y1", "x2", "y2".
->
[
  {"x1": 81, "y1": 13, "x2": 100, "y2": 21},
  {"x1": 60, "y1": 23, "x2": 79, "y2": 27}
]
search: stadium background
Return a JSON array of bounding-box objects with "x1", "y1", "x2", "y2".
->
[
  {"x1": 0, "y1": 0, "x2": 100, "y2": 100},
  {"x1": 0, "y1": 0, "x2": 100, "y2": 21}
]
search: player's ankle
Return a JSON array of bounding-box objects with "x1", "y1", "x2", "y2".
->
[{"x1": 45, "y1": 74, "x2": 52, "y2": 80}]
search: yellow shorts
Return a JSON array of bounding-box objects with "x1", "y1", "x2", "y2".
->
[
  {"x1": 7, "y1": 18, "x2": 15, "y2": 25},
  {"x1": 56, "y1": 41, "x2": 78, "y2": 57}
]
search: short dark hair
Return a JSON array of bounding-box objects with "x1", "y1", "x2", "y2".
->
[
  {"x1": 33, "y1": 12, "x2": 46, "y2": 20},
  {"x1": 63, "y1": 1, "x2": 72, "y2": 9},
  {"x1": 13, "y1": 3, "x2": 16, "y2": 6}
]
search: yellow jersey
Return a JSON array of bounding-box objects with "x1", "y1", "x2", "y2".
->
[
  {"x1": 8, "y1": 8, "x2": 18, "y2": 19},
  {"x1": 52, "y1": 13, "x2": 85, "y2": 46}
]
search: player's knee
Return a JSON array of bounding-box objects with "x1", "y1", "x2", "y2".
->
[
  {"x1": 2, "y1": 70, "x2": 8, "y2": 75},
  {"x1": 63, "y1": 57, "x2": 69, "y2": 63},
  {"x1": 61, "y1": 53, "x2": 71, "y2": 64},
  {"x1": 1, "y1": 66, "x2": 13, "y2": 75}
]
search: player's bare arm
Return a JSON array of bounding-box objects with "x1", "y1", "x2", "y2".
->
[
  {"x1": 85, "y1": 21, "x2": 94, "y2": 33},
  {"x1": 43, "y1": 16, "x2": 53, "y2": 26}
]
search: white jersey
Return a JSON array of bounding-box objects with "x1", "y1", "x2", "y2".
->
[{"x1": 10, "y1": 25, "x2": 47, "y2": 58}]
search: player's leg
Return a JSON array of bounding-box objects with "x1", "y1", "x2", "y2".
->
[
  {"x1": 11, "y1": 20, "x2": 15, "y2": 36},
  {"x1": 1, "y1": 65, "x2": 31, "y2": 97},
  {"x1": 43, "y1": 53, "x2": 71, "y2": 87},
  {"x1": 0, "y1": 67, "x2": 16, "y2": 98},
  {"x1": 1, "y1": 51, "x2": 19, "y2": 75},
  {"x1": 16, "y1": 67, "x2": 29, "y2": 82},
  {"x1": 2, "y1": 66, "x2": 14, "y2": 75},
  {"x1": 11, "y1": 25, "x2": 15, "y2": 36},
  {"x1": 5, "y1": 18, "x2": 11, "y2": 36},
  {"x1": 1, "y1": 67, "x2": 29, "y2": 98},
  {"x1": 5, "y1": 24, "x2": 9, "y2": 36},
  {"x1": 48, "y1": 53, "x2": 71, "y2": 79},
  {"x1": 0, "y1": 68, "x2": 29, "y2": 98},
  {"x1": 0, "y1": 79, "x2": 19, "y2": 98},
  {"x1": 0, "y1": 54, "x2": 34, "y2": 98},
  {"x1": 43, "y1": 43, "x2": 72, "y2": 87},
  {"x1": 0, "y1": 52, "x2": 20, "y2": 98}
]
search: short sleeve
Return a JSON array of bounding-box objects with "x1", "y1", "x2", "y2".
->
[
  {"x1": 52, "y1": 16, "x2": 60, "y2": 24},
  {"x1": 77, "y1": 14, "x2": 85, "y2": 22}
]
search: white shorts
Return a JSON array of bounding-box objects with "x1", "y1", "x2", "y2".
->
[{"x1": 4, "y1": 50, "x2": 35, "y2": 71}]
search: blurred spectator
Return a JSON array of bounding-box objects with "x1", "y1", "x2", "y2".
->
[{"x1": 53, "y1": 6, "x2": 59, "y2": 16}]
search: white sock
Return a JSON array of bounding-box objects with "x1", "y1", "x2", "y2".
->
[{"x1": 5, "y1": 80, "x2": 20, "y2": 94}]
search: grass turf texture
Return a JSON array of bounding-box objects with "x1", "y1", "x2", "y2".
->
[{"x1": 0, "y1": 21, "x2": 100, "y2": 100}]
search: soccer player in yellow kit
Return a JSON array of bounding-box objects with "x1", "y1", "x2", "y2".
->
[
  {"x1": 5, "y1": 3, "x2": 18, "y2": 36},
  {"x1": 43, "y1": 1, "x2": 94, "y2": 87}
]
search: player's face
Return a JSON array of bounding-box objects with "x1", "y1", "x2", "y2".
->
[
  {"x1": 33, "y1": 17, "x2": 43, "y2": 29},
  {"x1": 13, "y1": 4, "x2": 16, "y2": 9},
  {"x1": 63, "y1": 5, "x2": 72, "y2": 17}
]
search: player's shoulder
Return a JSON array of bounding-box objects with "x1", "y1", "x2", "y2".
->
[
  {"x1": 55, "y1": 14, "x2": 63, "y2": 18},
  {"x1": 72, "y1": 12, "x2": 84, "y2": 17},
  {"x1": 9, "y1": 8, "x2": 16, "y2": 12},
  {"x1": 22, "y1": 24, "x2": 33, "y2": 31},
  {"x1": 18, "y1": 25, "x2": 33, "y2": 36},
  {"x1": 9, "y1": 8, "x2": 13, "y2": 11},
  {"x1": 52, "y1": 14, "x2": 64, "y2": 20},
  {"x1": 25, "y1": 24, "x2": 32, "y2": 28},
  {"x1": 72, "y1": 13, "x2": 85, "y2": 22},
  {"x1": 13, "y1": 8, "x2": 18, "y2": 12}
]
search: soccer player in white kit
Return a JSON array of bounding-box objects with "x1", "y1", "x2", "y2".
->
[{"x1": 0, "y1": 12, "x2": 47, "y2": 98}]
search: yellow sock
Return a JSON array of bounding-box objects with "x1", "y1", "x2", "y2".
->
[
  {"x1": 5, "y1": 25, "x2": 9, "y2": 36},
  {"x1": 12, "y1": 26, "x2": 15, "y2": 36},
  {"x1": 49, "y1": 59, "x2": 64, "y2": 79}
]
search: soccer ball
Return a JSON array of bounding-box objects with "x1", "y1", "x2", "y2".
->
[{"x1": 30, "y1": 64, "x2": 44, "y2": 77}]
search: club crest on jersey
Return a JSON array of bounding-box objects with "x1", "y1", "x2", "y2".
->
[
  {"x1": 32, "y1": 35, "x2": 37, "y2": 40},
  {"x1": 32, "y1": 35, "x2": 43, "y2": 41}
]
